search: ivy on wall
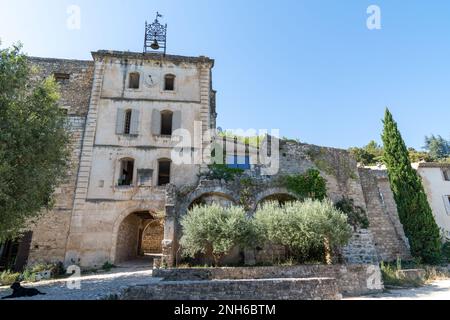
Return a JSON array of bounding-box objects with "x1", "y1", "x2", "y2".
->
[{"x1": 282, "y1": 169, "x2": 327, "y2": 201}]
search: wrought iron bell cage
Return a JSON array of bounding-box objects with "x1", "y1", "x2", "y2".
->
[{"x1": 144, "y1": 12, "x2": 167, "y2": 55}]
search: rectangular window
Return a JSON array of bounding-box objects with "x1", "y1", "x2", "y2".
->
[
  {"x1": 129, "y1": 73, "x2": 140, "y2": 89},
  {"x1": 164, "y1": 75, "x2": 175, "y2": 91},
  {"x1": 53, "y1": 73, "x2": 70, "y2": 84},
  {"x1": 444, "y1": 196, "x2": 450, "y2": 215},
  {"x1": 226, "y1": 155, "x2": 251, "y2": 170},
  {"x1": 158, "y1": 160, "x2": 171, "y2": 186},
  {"x1": 119, "y1": 160, "x2": 134, "y2": 186},
  {"x1": 443, "y1": 169, "x2": 450, "y2": 181}
]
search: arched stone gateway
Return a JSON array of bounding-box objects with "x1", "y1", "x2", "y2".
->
[
  {"x1": 181, "y1": 185, "x2": 238, "y2": 216},
  {"x1": 110, "y1": 206, "x2": 164, "y2": 264}
]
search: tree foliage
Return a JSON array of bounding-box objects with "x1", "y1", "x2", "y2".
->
[
  {"x1": 180, "y1": 204, "x2": 256, "y2": 266},
  {"x1": 382, "y1": 109, "x2": 441, "y2": 264},
  {"x1": 254, "y1": 200, "x2": 352, "y2": 263},
  {"x1": 424, "y1": 135, "x2": 450, "y2": 160},
  {"x1": 0, "y1": 43, "x2": 70, "y2": 241},
  {"x1": 349, "y1": 140, "x2": 384, "y2": 166}
]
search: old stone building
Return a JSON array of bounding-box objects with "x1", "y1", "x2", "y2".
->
[{"x1": 2, "y1": 49, "x2": 411, "y2": 270}]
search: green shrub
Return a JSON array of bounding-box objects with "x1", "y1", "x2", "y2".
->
[
  {"x1": 254, "y1": 200, "x2": 352, "y2": 263},
  {"x1": 335, "y1": 197, "x2": 369, "y2": 230},
  {"x1": 102, "y1": 262, "x2": 116, "y2": 272},
  {"x1": 380, "y1": 261, "x2": 423, "y2": 287},
  {"x1": 283, "y1": 169, "x2": 327, "y2": 201},
  {"x1": 0, "y1": 270, "x2": 20, "y2": 286},
  {"x1": 203, "y1": 164, "x2": 244, "y2": 182},
  {"x1": 442, "y1": 242, "x2": 450, "y2": 262},
  {"x1": 180, "y1": 204, "x2": 256, "y2": 266}
]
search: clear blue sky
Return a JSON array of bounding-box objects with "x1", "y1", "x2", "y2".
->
[{"x1": 1, "y1": 0, "x2": 449, "y2": 150}]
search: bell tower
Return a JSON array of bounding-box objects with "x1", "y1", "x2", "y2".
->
[{"x1": 144, "y1": 12, "x2": 167, "y2": 55}]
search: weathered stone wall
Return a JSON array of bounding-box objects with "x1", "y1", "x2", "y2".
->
[
  {"x1": 119, "y1": 277, "x2": 341, "y2": 300},
  {"x1": 358, "y1": 168, "x2": 410, "y2": 261},
  {"x1": 26, "y1": 58, "x2": 94, "y2": 265},
  {"x1": 28, "y1": 57, "x2": 94, "y2": 116},
  {"x1": 153, "y1": 264, "x2": 383, "y2": 297},
  {"x1": 28, "y1": 117, "x2": 86, "y2": 265},
  {"x1": 141, "y1": 220, "x2": 164, "y2": 254},
  {"x1": 342, "y1": 229, "x2": 379, "y2": 264},
  {"x1": 115, "y1": 214, "x2": 141, "y2": 263},
  {"x1": 173, "y1": 141, "x2": 411, "y2": 266}
]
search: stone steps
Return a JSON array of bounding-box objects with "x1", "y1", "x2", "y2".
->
[{"x1": 117, "y1": 277, "x2": 342, "y2": 300}]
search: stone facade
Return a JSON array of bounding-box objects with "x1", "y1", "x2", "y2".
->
[
  {"x1": 23, "y1": 50, "x2": 411, "y2": 270},
  {"x1": 26, "y1": 57, "x2": 94, "y2": 265}
]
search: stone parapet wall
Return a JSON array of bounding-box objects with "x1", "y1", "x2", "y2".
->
[
  {"x1": 153, "y1": 264, "x2": 383, "y2": 297},
  {"x1": 118, "y1": 277, "x2": 341, "y2": 300}
]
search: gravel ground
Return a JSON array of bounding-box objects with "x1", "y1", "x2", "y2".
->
[
  {"x1": 0, "y1": 265, "x2": 160, "y2": 300},
  {"x1": 3, "y1": 265, "x2": 450, "y2": 300},
  {"x1": 347, "y1": 279, "x2": 450, "y2": 300}
]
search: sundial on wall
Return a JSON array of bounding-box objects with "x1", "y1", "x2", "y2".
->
[{"x1": 145, "y1": 74, "x2": 157, "y2": 87}]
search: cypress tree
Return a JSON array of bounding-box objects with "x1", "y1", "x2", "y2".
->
[{"x1": 382, "y1": 108, "x2": 441, "y2": 263}]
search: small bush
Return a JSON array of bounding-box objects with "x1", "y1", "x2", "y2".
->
[
  {"x1": 203, "y1": 164, "x2": 244, "y2": 182},
  {"x1": 254, "y1": 200, "x2": 352, "y2": 263},
  {"x1": 102, "y1": 262, "x2": 116, "y2": 272},
  {"x1": 380, "y1": 261, "x2": 423, "y2": 288},
  {"x1": 180, "y1": 204, "x2": 256, "y2": 266},
  {"x1": 0, "y1": 270, "x2": 20, "y2": 286},
  {"x1": 335, "y1": 197, "x2": 369, "y2": 230}
]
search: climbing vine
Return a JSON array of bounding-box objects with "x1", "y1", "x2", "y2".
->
[{"x1": 282, "y1": 169, "x2": 327, "y2": 201}]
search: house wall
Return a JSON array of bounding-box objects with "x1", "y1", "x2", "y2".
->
[{"x1": 417, "y1": 166, "x2": 450, "y2": 239}]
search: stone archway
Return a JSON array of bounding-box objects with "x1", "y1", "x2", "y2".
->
[
  {"x1": 253, "y1": 188, "x2": 299, "y2": 211},
  {"x1": 188, "y1": 192, "x2": 236, "y2": 211},
  {"x1": 110, "y1": 207, "x2": 163, "y2": 264}
]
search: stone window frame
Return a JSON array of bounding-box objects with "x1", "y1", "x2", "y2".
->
[
  {"x1": 442, "y1": 168, "x2": 450, "y2": 182},
  {"x1": 116, "y1": 157, "x2": 136, "y2": 188},
  {"x1": 444, "y1": 195, "x2": 450, "y2": 215},
  {"x1": 163, "y1": 74, "x2": 176, "y2": 92},
  {"x1": 128, "y1": 72, "x2": 141, "y2": 90},
  {"x1": 157, "y1": 158, "x2": 172, "y2": 186}
]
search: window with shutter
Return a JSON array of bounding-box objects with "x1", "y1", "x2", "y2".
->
[
  {"x1": 130, "y1": 109, "x2": 140, "y2": 135},
  {"x1": 161, "y1": 111, "x2": 173, "y2": 136},
  {"x1": 151, "y1": 109, "x2": 161, "y2": 136},
  {"x1": 124, "y1": 110, "x2": 132, "y2": 135},
  {"x1": 116, "y1": 109, "x2": 126, "y2": 135}
]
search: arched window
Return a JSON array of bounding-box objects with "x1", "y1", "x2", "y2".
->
[
  {"x1": 118, "y1": 158, "x2": 135, "y2": 186},
  {"x1": 129, "y1": 72, "x2": 140, "y2": 89},
  {"x1": 164, "y1": 74, "x2": 175, "y2": 91},
  {"x1": 158, "y1": 159, "x2": 171, "y2": 186},
  {"x1": 124, "y1": 109, "x2": 132, "y2": 134},
  {"x1": 160, "y1": 111, "x2": 173, "y2": 136}
]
